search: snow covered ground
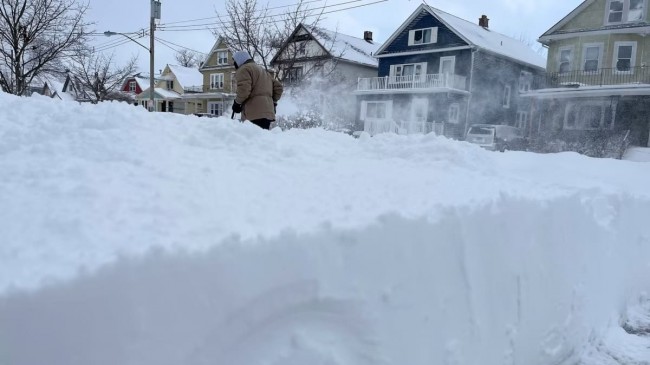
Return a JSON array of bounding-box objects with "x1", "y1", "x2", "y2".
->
[{"x1": 1, "y1": 92, "x2": 649, "y2": 365}]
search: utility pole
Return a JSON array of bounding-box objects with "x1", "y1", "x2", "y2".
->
[{"x1": 150, "y1": 0, "x2": 161, "y2": 112}]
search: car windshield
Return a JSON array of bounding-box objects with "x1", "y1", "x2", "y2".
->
[{"x1": 468, "y1": 126, "x2": 495, "y2": 135}]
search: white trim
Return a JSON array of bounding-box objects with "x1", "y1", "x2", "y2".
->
[
  {"x1": 439, "y1": 56, "x2": 456, "y2": 75},
  {"x1": 581, "y1": 42, "x2": 604, "y2": 73},
  {"x1": 408, "y1": 27, "x2": 438, "y2": 46},
  {"x1": 605, "y1": 0, "x2": 647, "y2": 25},
  {"x1": 539, "y1": 25, "x2": 650, "y2": 43},
  {"x1": 375, "y1": 46, "x2": 472, "y2": 58},
  {"x1": 519, "y1": 71, "x2": 532, "y2": 92},
  {"x1": 210, "y1": 73, "x2": 224, "y2": 89},
  {"x1": 374, "y1": 4, "x2": 473, "y2": 56},
  {"x1": 563, "y1": 101, "x2": 606, "y2": 130},
  {"x1": 208, "y1": 101, "x2": 223, "y2": 116},
  {"x1": 613, "y1": 41, "x2": 637, "y2": 73},
  {"x1": 503, "y1": 84, "x2": 511, "y2": 108},
  {"x1": 361, "y1": 100, "x2": 393, "y2": 121},
  {"x1": 606, "y1": 0, "x2": 625, "y2": 24},
  {"x1": 216, "y1": 50, "x2": 228, "y2": 65},
  {"x1": 515, "y1": 109, "x2": 529, "y2": 129},
  {"x1": 558, "y1": 45, "x2": 574, "y2": 73}
]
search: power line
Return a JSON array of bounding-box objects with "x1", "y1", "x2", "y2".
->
[
  {"x1": 157, "y1": 0, "x2": 377, "y2": 31},
  {"x1": 159, "y1": 0, "x2": 327, "y2": 26},
  {"x1": 155, "y1": 37, "x2": 208, "y2": 55}
]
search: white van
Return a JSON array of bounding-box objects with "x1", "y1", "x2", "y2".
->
[{"x1": 466, "y1": 124, "x2": 527, "y2": 151}]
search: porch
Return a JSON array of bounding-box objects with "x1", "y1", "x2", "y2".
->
[
  {"x1": 356, "y1": 74, "x2": 468, "y2": 93},
  {"x1": 532, "y1": 66, "x2": 650, "y2": 89}
]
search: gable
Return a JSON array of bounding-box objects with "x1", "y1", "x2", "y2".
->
[
  {"x1": 377, "y1": 8, "x2": 468, "y2": 56},
  {"x1": 557, "y1": 0, "x2": 605, "y2": 32},
  {"x1": 203, "y1": 38, "x2": 232, "y2": 68},
  {"x1": 543, "y1": 0, "x2": 650, "y2": 39},
  {"x1": 271, "y1": 25, "x2": 330, "y2": 66}
]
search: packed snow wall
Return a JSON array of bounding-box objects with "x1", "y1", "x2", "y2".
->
[{"x1": 2, "y1": 193, "x2": 649, "y2": 365}]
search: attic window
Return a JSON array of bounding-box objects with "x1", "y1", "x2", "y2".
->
[
  {"x1": 606, "y1": 0, "x2": 645, "y2": 24},
  {"x1": 217, "y1": 51, "x2": 228, "y2": 65},
  {"x1": 408, "y1": 27, "x2": 438, "y2": 46},
  {"x1": 129, "y1": 81, "x2": 136, "y2": 92}
]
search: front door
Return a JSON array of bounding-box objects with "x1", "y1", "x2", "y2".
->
[
  {"x1": 439, "y1": 56, "x2": 456, "y2": 86},
  {"x1": 161, "y1": 101, "x2": 167, "y2": 112}
]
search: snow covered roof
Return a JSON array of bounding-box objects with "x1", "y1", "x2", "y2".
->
[
  {"x1": 376, "y1": 4, "x2": 545, "y2": 70},
  {"x1": 426, "y1": 6, "x2": 546, "y2": 69},
  {"x1": 136, "y1": 87, "x2": 181, "y2": 100},
  {"x1": 167, "y1": 65, "x2": 203, "y2": 89},
  {"x1": 306, "y1": 26, "x2": 382, "y2": 67}
]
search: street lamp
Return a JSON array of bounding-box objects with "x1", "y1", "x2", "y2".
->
[{"x1": 104, "y1": 30, "x2": 155, "y2": 112}]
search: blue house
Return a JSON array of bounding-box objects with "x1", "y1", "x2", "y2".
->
[{"x1": 355, "y1": 4, "x2": 546, "y2": 139}]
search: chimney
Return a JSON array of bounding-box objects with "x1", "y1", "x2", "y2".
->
[
  {"x1": 479, "y1": 15, "x2": 489, "y2": 28},
  {"x1": 364, "y1": 30, "x2": 373, "y2": 43}
]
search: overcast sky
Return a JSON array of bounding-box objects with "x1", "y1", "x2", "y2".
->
[{"x1": 87, "y1": 0, "x2": 583, "y2": 73}]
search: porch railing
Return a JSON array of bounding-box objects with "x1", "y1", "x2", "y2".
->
[
  {"x1": 183, "y1": 85, "x2": 204, "y2": 93},
  {"x1": 364, "y1": 119, "x2": 446, "y2": 136},
  {"x1": 357, "y1": 74, "x2": 467, "y2": 92},
  {"x1": 532, "y1": 66, "x2": 650, "y2": 89}
]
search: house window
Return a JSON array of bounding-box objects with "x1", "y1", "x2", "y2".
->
[
  {"x1": 408, "y1": 27, "x2": 438, "y2": 46},
  {"x1": 169, "y1": 101, "x2": 174, "y2": 113},
  {"x1": 448, "y1": 103, "x2": 460, "y2": 124},
  {"x1": 564, "y1": 102, "x2": 605, "y2": 129},
  {"x1": 614, "y1": 41, "x2": 637, "y2": 72},
  {"x1": 558, "y1": 46, "x2": 573, "y2": 73},
  {"x1": 208, "y1": 102, "x2": 223, "y2": 116},
  {"x1": 502, "y1": 85, "x2": 511, "y2": 108},
  {"x1": 391, "y1": 63, "x2": 426, "y2": 80},
  {"x1": 519, "y1": 71, "x2": 532, "y2": 92},
  {"x1": 582, "y1": 44, "x2": 602, "y2": 72},
  {"x1": 217, "y1": 51, "x2": 228, "y2": 65},
  {"x1": 606, "y1": 0, "x2": 645, "y2": 23},
  {"x1": 286, "y1": 67, "x2": 303, "y2": 84},
  {"x1": 516, "y1": 110, "x2": 529, "y2": 129},
  {"x1": 210, "y1": 73, "x2": 224, "y2": 89},
  {"x1": 129, "y1": 81, "x2": 136, "y2": 92},
  {"x1": 361, "y1": 101, "x2": 391, "y2": 120},
  {"x1": 166, "y1": 80, "x2": 174, "y2": 90}
]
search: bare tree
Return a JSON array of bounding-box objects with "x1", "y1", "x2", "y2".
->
[
  {"x1": 68, "y1": 48, "x2": 137, "y2": 103},
  {"x1": 0, "y1": 0, "x2": 90, "y2": 95},
  {"x1": 215, "y1": 0, "x2": 343, "y2": 83},
  {"x1": 217, "y1": 0, "x2": 274, "y2": 70},
  {"x1": 174, "y1": 49, "x2": 202, "y2": 68}
]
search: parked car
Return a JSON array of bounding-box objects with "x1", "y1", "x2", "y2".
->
[{"x1": 466, "y1": 124, "x2": 527, "y2": 152}]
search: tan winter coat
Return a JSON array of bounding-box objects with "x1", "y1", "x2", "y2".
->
[{"x1": 235, "y1": 60, "x2": 283, "y2": 121}]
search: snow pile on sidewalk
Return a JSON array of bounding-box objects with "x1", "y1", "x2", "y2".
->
[{"x1": 1, "y1": 92, "x2": 649, "y2": 365}]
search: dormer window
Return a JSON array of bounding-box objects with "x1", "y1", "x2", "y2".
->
[
  {"x1": 606, "y1": 0, "x2": 645, "y2": 24},
  {"x1": 408, "y1": 27, "x2": 438, "y2": 46},
  {"x1": 217, "y1": 51, "x2": 228, "y2": 65}
]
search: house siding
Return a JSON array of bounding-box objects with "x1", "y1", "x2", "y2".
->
[
  {"x1": 547, "y1": 33, "x2": 650, "y2": 72},
  {"x1": 378, "y1": 50, "x2": 472, "y2": 79},
  {"x1": 468, "y1": 51, "x2": 535, "y2": 128},
  {"x1": 379, "y1": 9, "x2": 468, "y2": 55},
  {"x1": 557, "y1": 0, "x2": 649, "y2": 33}
]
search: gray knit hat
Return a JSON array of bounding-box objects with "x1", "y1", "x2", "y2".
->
[{"x1": 233, "y1": 51, "x2": 252, "y2": 67}]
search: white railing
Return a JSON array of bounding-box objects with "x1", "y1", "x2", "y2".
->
[
  {"x1": 364, "y1": 119, "x2": 446, "y2": 136},
  {"x1": 357, "y1": 74, "x2": 467, "y2": 92},
  {"x1": 183, "y1": 85, "x2": 203, "y2": 93}
]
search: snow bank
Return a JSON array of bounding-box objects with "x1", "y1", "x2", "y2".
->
[{"x1": 0, "y1": 92, "x2": 649, "y2": 365}]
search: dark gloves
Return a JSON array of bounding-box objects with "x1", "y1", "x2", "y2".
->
[{"x1": 232, "y1": 102, "x2": 242, "y2": 113}]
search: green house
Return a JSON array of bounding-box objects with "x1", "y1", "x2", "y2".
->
[{"x1": 526, "y1": 0, "x2": 650, "y2": 155}]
